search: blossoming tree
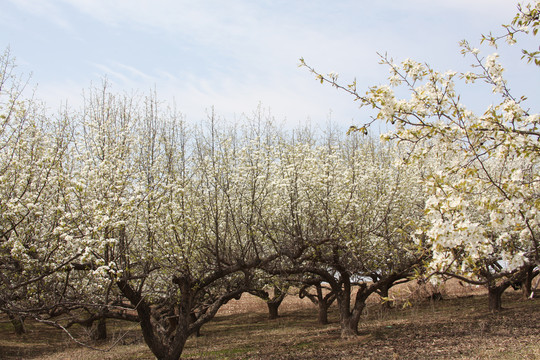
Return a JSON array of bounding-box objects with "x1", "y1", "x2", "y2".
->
[
  {"x1": 300, "y1": 0, "x2": 540, "y2": 311},
  {"x1": 63, "y1": 92, "x2": 280, "y2": 360},
  {"x1": 0, "y1": 49, "x2": 77, "y2": 333},
  {"x1": 265, "y1": 132, "x2": 426, "y2": 337}
]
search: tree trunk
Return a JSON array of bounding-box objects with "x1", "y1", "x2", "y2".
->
[
  {"x1": 299, "y1": 283, "x2": 334, "y2": 325},
  {"x1": 339, "y1": 315, "x2": 358, "y2": 338},
  {"x1": 91, "y1": 317, "x2": 107, "y2": 341},
  {"x1": 264, "y1": 286, "x2": 287, "y2": 319},
  {"x1": 335, "y1": 276, "x2": 356, "y2": 337},
  {"x1": 317, "y1": 301, "x2": 329, "y2": 325},
  {"x1": 521, "y1": 266, "x2": 536, "y2": 299},
  {"x1": 190, "y1": 313, "x2": 201, "y2": 337},
  {"x1": 118, "y1": 280, "x2": 187, "y2": 360},
  {"x1": 335, "y1": 279, "x2": 366, "y2": 338},
  {"x1": 488, "y1": 286, "x2": 504, "y2": 312},
  {"x1": 378, "y1": 284, "x2": 392, "y2": 309},
  {"x1": 8, "y1": 314, "x2": 26, "y2": 335},
  {"x1": 337, "y1": 300, "x2": 365, "y2": 338},
  {"x1": 267, "y1": 302, "x2": 280, "y2": 319}
]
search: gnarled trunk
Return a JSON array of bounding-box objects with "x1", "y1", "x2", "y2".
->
[
  {"x1": 337, "y1": 296, "x2": 365, "y2": 337},
  {"x1": 118, "y1": 280, "x2": 188, "y2": 360},
  {"x1": 299, "y1": 282, "x2": 335, "y2": 325},
  {"x1": 250, "y1": 286, "x2": 288, "y2": 319},
  {"x1": 268, "y1": 286, "x2": 288, "y2": 319},
  {"x1": 334, "y1": 276, "x2": 367, "y2": 338},
  {"x1": 118, "y1": 276, "x2": 247, "y2": 360},
  {"x1": 334, "y1": 272, "x2": 409, "y2": 337}
]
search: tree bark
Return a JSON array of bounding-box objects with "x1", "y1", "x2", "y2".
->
[
  {"x1": 118, "y1": 275, "x2": 248, "y2": 360},
  {"x1": 334, "y1": 272, "x2": 407, "y2": 337},
  {"x1": 335, "y1": 275, "x2": 355, "y2": 337},
  {"x1": 339, "y1": 315, "x2": 358, "y2": 338},
  {"x1": 190, "y1": 313, "x2": 201, "y2": 337},
  {"x1": 377, "y1": 284, "x2": 392, "y2": 309},
  {"x1": 335, "y1": 276, "x2": 367, "y2": 338},
  {"x1": 299, "y1": 282, "x2": 335, "y2": 325},
  {"x1": 267, "y1": 302, "x2": 280, "y2": 319},
  {"x1": 8, "y1": 314, "x2": 26, "y2": 335},
  {"x1": 337, "y1": 296, "x2": 365, "y2": 338},
  {"x1": 317, "y1": 284, "x2": 336, "y2": 325},
  {"x1": 266, "y1": 287, "x2": 287, "y2": 319},
  {"x1": 250, "y1": 286, "x2": 287, "y2": 319},
  {"x1": 488, "y1": 286, "x2": 505, "y2": 312},
  {"x1": 118, "y1": 279, "x2": 185, "y2": 360},
  {"x1": 521, "y1": 266, "x2": 539, "y2": 299},
  {"x1": 90, "y1": 317, "x2": 107, "y2": 341},
  {"x1": 317, "y1": 301, "x2": 329, "y2": 325}
]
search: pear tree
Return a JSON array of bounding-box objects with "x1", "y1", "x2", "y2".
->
[{"x1": 300, "y1": 0, "x2": 540, "y2": 311}]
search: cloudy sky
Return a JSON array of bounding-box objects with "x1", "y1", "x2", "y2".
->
[{"x1": 1, "y1": 0, "x2": 538, "y2": 129}]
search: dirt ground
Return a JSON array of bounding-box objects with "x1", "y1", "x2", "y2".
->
[{"x1": 1, "y1": 280, "x2": 538, "y2": 359}]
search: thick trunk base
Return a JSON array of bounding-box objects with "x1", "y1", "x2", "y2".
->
[
  {"x1": 267, "y1": 302, "x2": 280, "y2": 319},
  {"x1": 488, "y1": 287, "x2": 504, "y2": 312},
  {"x1": 8, "y1": 314, "x2": 26, "y2": 335},
  {"x1": 340, "y1": 323, "x2": 358, "y2": 338},
  {"x1": 317, "y1": 303, "x2": 329, "y2": 325},
  {"x1": 339, "y1": 315, "x2": 360, "y2": 338},
  {"x1": 91, "y1": 318, "x2": 107, "y2": 340}
]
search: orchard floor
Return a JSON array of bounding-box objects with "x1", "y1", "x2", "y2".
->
[{"x1": 1, "y1": 283, "x2": 539, "y2": 360}]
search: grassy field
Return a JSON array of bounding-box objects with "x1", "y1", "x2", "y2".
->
[{"x1": 1, "y1": 282, "x2": 539, "y2": 359}]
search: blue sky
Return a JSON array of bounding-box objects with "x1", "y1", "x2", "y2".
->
[{"x1": 1, "y1": 0, "x2": 538, "y2": 129}]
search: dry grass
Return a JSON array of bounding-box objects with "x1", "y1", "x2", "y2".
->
[{"x1": 1, "y1": 281, "x2": 538, "y2": 360}]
